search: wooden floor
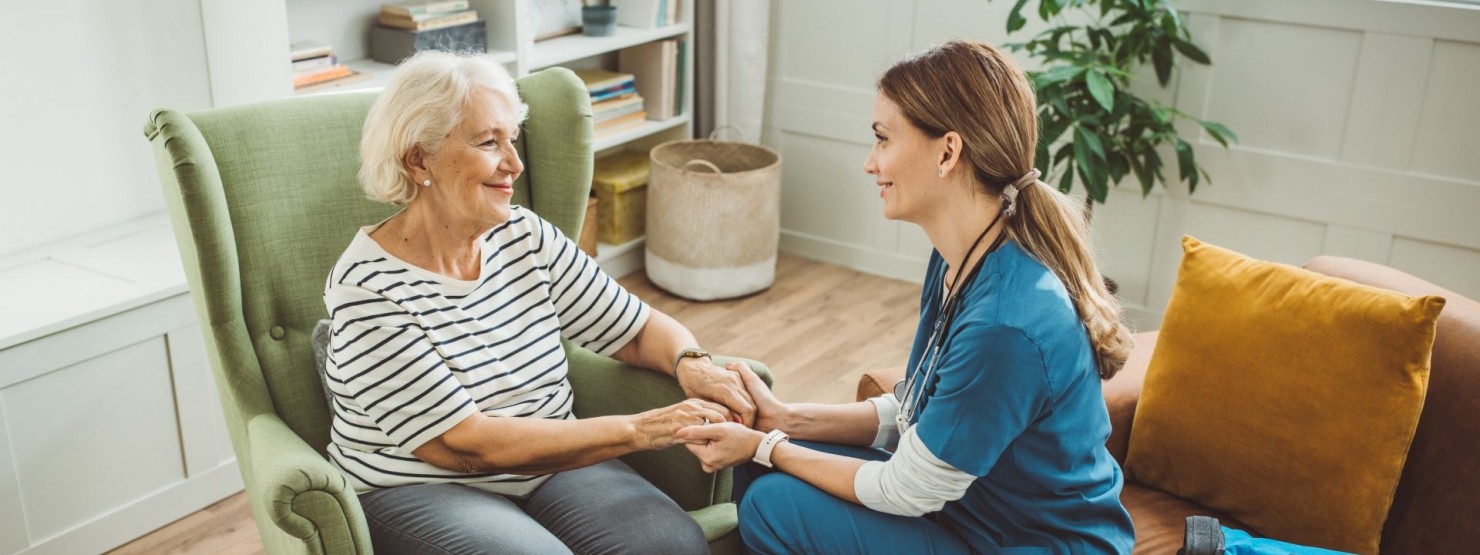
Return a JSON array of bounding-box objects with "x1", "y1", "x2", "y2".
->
[{"x1": 109, "y1": 254, "x2": 922, "y2": 554}]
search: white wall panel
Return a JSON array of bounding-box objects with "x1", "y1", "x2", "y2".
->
[
  {"x1": 1203, "y1": 20, "x2": 1362, "y2": 159},
  {"x1": 1389, "y1": 238, "x2": 1480, "y2": 300},
  {"x1": 1340, "y1": 34, "x2": 1432, "y2": 169},
  {"x1": 1410, "y1": 40, "x2": 1480, "y2": 181},
  {"x1": 1093, "y1": 189, "x2": 1165, "y2": 307},
  {"x1": 1184, "y1": 203, "x2": 1327, "y2": 266},
  {"x1": 773, "y1": 0, "x2": 897, "y2": 89},
  {"x1": 778, "y1": 133, "x2": 897, "y2": 252},
  {"x1": 0, "y1": 0, "x2": 212, "y2": 259}
]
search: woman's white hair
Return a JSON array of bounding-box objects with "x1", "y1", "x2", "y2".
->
[{"x1": 359, "y1": 51, "x2": 529, "y2": 205}]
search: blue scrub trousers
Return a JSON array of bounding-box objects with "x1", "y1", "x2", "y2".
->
[{"x1": 733, "y1": 440, "x2": 973, "y2": 555}]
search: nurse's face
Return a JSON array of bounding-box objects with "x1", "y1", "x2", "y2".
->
[{"x1": 863, "y1": 94, "x2": 944, "y2": 223}]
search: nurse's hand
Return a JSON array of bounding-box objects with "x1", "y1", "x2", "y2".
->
[
  {"x1": 677, "y1": 422, "x2": 764, "y2": 473},
  {"x1": 726, "y1": 361, "x2": 792, "y2": 433}
]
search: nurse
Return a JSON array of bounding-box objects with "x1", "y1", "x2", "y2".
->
[{"x1": 678, "y1": 40, "x2": 1137, "y2": 553}]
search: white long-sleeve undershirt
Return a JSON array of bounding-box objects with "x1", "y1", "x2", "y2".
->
[{"x1": 854, "y1": 394, "x2": 977, "y2": 516}]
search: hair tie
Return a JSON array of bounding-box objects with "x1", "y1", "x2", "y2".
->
[{"x1": 1002, "y1": 169, "x2": 1040, "y2": 217}]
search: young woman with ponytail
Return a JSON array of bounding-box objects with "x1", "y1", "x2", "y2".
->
[{"x1": 677, "y1": 40, "x2": 1135, "y2": 553}]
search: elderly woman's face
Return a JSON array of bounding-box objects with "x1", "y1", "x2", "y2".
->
[{"x1": 420, "y1": 87, "x2": 524, "y2": 225}]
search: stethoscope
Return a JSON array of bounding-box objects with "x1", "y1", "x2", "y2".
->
[{"x1": 895, "y1": 211, "x2": 1008, "y2": 427}]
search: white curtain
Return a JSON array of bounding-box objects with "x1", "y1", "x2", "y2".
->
[{"x1": 713, "y1": 0, "x2": 770, "y2": 142}]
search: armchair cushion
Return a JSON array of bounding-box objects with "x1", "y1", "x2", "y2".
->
[{"x1": 1124, "y1": 236, "x2": 1445, "y2": 554}]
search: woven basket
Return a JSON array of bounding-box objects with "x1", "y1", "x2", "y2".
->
[{"x1": 646, "y1": 128, "x2": 782, "y2": 300}]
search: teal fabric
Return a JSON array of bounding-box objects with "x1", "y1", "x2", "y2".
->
[
  {"x1": 905, "y1": 243, "x2": 1133, "y2": 553},
  {"x1": 146, "y1": 68, "x2": 768, "y2": 554},
  {"x1": 1222, "y1": 527, "x2": 1353, "y2": 555}
]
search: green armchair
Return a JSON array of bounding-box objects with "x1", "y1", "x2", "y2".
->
[{"x1": 145, "y1": 68, "x2": 767, "y2": 554}]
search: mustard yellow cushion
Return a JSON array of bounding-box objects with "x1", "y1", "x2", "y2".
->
[{"x1": 1124, "y1": 237, "x2": 1445, "y2": 554}]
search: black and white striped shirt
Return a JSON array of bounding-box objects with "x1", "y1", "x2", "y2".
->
[{"x1": 322, "y1": 206, "x2": 650, "y2": 494}]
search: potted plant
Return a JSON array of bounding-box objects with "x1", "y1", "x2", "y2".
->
[{"x1": 997, "y1": 0, "x2": 1237, "y2": 212}]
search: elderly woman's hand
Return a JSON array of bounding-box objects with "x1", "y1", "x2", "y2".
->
[
  {"x1": 676, "y1": 358, "x2": 757, "y2": 427},
  {"x1": 630, "y1": 398, "x2": 731, "y2": 451},
  {"x1": 676, "y1": 422, "x2": 765, "y2": 473}
]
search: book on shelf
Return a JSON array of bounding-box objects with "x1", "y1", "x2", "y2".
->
[
  {"x1": 575, "y1": 68, "x2": 635, "y2": 93},
  {"x1": 612, "y1": 0, "x2": 679, "y2": 29},
  {"x1": 295, "y1": 70, "x2": 374, "y2": 94},
  {"x1": 292, "y1": 54, "x2": 337, "y2": 74},
  {"x1": 619, "y1": 39, "x2": 683, "y2": 120},
  {"x1": 381, "y1": 0, "x2": 469, "y2": 17},
  {"x1": 595, "y1": 111, "x2": 648, "y2": 140},
  {"x1": 592, "y1": 94, "x2": 643, "y2": 119},
  {"x1": 378, "y1": 9, "x2": 478, "y2": 31},
  {"x1": 594, "y1": 99, "x2": 645, "y2": 124},
  {"x1": 293, "y1": 65, "x2": 353, "y2": 88},
  {"x1": 290, "y1": 40, "x2": 333, "y2": 62}
]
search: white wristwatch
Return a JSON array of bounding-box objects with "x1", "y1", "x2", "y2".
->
[{"x1": 752, "y1": 429, "x2": 790, "y2": 468}]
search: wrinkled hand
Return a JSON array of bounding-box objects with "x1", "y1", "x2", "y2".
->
[
  {"x1": 676, "y1": 358, "x2": 756, "y2": 427},
  {"x1": 631, "y1": 399, "x2": 730, "y2": 451},
  {"x1": 676, "y1": 422, "x2": 765, "y2": 473},
  {"x1": 727, "y1": 361, "x2": 790, "y2": 433}
]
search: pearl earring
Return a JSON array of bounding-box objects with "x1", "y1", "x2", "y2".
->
[{"x1": 422, "y1": 179, "x2": 431, "y2": 188}]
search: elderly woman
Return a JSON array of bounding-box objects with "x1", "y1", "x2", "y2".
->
[{"x1": 322, "y1": 51, "x2": 754, "y2": 554}]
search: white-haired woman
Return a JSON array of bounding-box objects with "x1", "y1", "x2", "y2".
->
[{"x1": 323, "y1": 51, "x2": 754, "y2": 554}]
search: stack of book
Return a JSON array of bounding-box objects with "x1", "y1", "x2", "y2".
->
[
  {"x1": 291, "y1": 40, "x2": 370, "y2": 94},
  {"x1": 612, "y1": 0, "x2": 680, "y2": 29},
  {"x1": 619, "y1": 39, "x2": 685, "y2": 121},
  {"x1": 378, "y1": 1, "x2": 479, "y2": 32},
  {"x1": 575, "y1": 69, "x2": 647, "y2": 140}
]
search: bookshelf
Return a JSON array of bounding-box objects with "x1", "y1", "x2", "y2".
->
[{"x1": 205, "y1": 0, "x2": 696, "y2": 276}]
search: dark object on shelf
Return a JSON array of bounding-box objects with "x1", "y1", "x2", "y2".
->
[
  {"x1": 582, "y1": 5, "x2": 617, "y2": 36},
  {"x1": 369, "y1": 19, "x2": 487, "y2": 65}
]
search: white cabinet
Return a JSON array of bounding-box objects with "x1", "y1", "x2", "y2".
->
[{"x1": 0, "y1": 217, "x2": 241, "y2": 555}]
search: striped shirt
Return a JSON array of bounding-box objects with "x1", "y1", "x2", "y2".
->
[{"x1": 322, "y1": 206, "x2": 651, "y2": 494}]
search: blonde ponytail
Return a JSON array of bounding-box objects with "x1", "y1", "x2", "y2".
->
[{"x1": 1007, "y1": 181, "x2": 1132, "y2": 379}]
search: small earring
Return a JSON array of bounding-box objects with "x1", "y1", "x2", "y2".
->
[
  {"x1": 422, "y1": 179, "x2": 431, "y2": 188},
  {"x1": 938, "y1": 167, "x2": 945, "y2": 177}
]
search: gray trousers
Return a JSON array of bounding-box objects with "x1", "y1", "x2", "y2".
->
[{"x1": 359, "y1": 459, "x2": 708, "y2": 554}]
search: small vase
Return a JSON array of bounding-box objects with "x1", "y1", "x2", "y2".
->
[{"x1": 582, "y1": 6, "x2": 617, "y2": 37}]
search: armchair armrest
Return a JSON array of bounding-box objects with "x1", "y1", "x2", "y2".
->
[
  {"x1": 562, "y1": 341, "x2": 773, "y2": 511},
  {"x1": 246, "y1": 413, "x2": 370, "y2": 554},
  {"x1": 1104, "y1": 332, "x2": 1157, "y2": 465}
]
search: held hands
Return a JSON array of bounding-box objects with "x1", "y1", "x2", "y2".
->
[
  {"x1": 677, "y1": 422, "x2": 764, "y2": 473},
  {"x1": 675, "y1": 357, "x2": 757, "y2": 426},
  {"x1": 677, "y1": 361, "x2": 792, "y2": 473},
  {"x1": 631, "y1": 399, "x2": 730, "y2": 451}
]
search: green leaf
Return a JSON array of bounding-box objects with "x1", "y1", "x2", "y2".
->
[
  {"x1": 1086, "y1": 70, "x2": 1115, "y2": 112},
  {"x1": 1039, "y1": 65, "x2": 1086, "y2": 84},
  {"x1": 1199, "y1": 120, "x2": 1239, "y2": 146},
  {"x1": 1172, "y1": 38, "x2": 1210, "y2": 64},
  {"x1": 1176, "y1": 138, "x2": 1195, "y2": 185},
  {"x1": 1008, "y1": 0, "x2": 1031, "y2": 33},
  {"x1": 1130, "y1": 151, "x2": 1154, "y2": 196},
  {"x1": 1058, "y1": 160, "x2": 1077, "y2": 193},
  {"x1": 1054, "y1": 143, "x2": 1076, "y2": 164},
  {"x1": 1079, "y1": 160, "x2": 1109, "y2": 203},
  {"x1": 1074, "y1": 126, "x2": 1107, "y2": 161},
  {"x1": 1152, "y1": 42, "x2": 1173, "y2": 86}
]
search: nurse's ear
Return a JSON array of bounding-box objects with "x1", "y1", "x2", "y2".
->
[{"x1": 936, "y1": 131, "x2": 965, "y2": 179}]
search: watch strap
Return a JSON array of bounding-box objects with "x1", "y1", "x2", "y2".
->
[
  {"x1": 671, "y1": 347, "x2": 711, "y2": 374},
  {"x1": 752, "y1": 429, "x2": 789, "y2": 468}
]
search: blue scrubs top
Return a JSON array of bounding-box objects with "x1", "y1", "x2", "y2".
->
[{"x1": 906, "y1": 241, "x2": 1134, "y2": 553}]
